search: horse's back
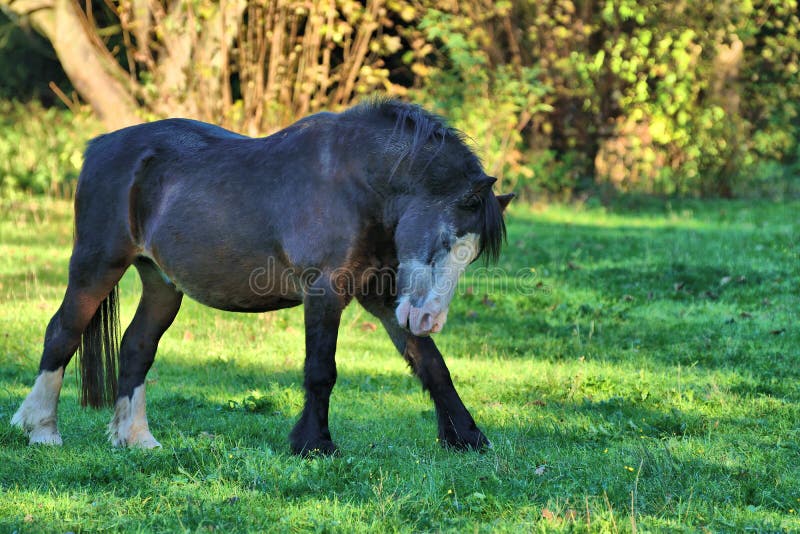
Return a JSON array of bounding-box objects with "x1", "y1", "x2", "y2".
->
[{"x1": 84, "y1": 119, "x2": 247, "y2": 166}]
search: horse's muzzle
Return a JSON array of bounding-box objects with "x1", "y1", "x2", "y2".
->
[{"x1": 395, "y1": 296, "x2": 449, "y2": 337}]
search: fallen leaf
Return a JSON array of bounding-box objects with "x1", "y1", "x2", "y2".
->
[
  {"x1": 534, "y1": 465, "x2": 547, "y2": 475},
  {"x1": 720, "y1": 276, "x2": 732, "y2": 285},
  {"x1": 183, "y1": 330, "x2": 194, "y2": 341},
  {"x1": 359, "y1": 322, "x2": 377, "y2": 332},
  {"x1": 24, "y1": 514, "x2": 34, "y2": 523},
  {"x1": 564, "y1": 509, "x2": 578, "y2": 521},
  {"x1": 541, "y1": 508, "x2": 555, "y2": 521}
]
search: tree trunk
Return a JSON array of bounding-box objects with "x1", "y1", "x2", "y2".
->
[{"x1": 3, "y1": 0, "x2": 141, "y2": 130}]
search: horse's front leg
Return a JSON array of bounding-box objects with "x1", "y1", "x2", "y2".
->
[
  {"x1": 403, "y1": 335, "x2": 490, "y2": 450},
  {"x1": 289, "y1": 281, "x2": 345, "y2": 456},
  {"x1": 358, "y1": 295, "x2": 489, "y2": 450}
]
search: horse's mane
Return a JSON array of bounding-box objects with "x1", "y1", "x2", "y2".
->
[
  {"x1": 344, "y1": 98, "x2": 476, "y2": 174},
  {"x1": 344, "y1": 98, "x2": 505, "y2": 264}
]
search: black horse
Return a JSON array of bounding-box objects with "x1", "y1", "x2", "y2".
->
[{"x1": 12, "y1": 99, "x2": 513, "y2": 455}]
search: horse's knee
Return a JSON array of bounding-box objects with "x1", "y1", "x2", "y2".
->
[{"x1": 305, "y1": 367, "x2": 337, "y2": 397}]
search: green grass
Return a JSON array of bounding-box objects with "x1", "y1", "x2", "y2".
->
[{"x1": 1, "y1": 197, "x2": 798, "y2": 532}]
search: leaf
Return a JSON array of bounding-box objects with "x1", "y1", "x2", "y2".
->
[
  {"x1": 534, "y1": 465, "x2": 547, "y2": 475},
  {"x1": 541, "y1": 508, "x2": 556, "y2": 521}
]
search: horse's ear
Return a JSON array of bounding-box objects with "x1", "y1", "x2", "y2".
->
[
  {"x1": 472, "y1": 176, "x2": 497, "y2": 192},
  {"x1": 496, "y1": 193, "x2": 515, "y2": 213}
]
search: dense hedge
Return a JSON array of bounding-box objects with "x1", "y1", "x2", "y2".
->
[
  {"x1": 0, "y1": 101, "x2": 99, "y2": 197},
  {"x1": 1, "y1": 0, "x2": 798, "y2": 199}
]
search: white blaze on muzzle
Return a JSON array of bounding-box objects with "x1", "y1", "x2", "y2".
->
[{"x1": 396, "y1": 233, "x2": 480, "y2": 336}]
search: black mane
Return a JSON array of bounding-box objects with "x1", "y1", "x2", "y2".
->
[
  {"x1": 480, "y1": 192, "x2": 506, "y2": 264},
  {"x1": 345, "y1": 98, "x2": 476, "y2": 174}
]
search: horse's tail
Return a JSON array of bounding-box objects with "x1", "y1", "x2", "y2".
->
[{"x1": 78, "y1": 284, "x2": 121, "y2": 408}]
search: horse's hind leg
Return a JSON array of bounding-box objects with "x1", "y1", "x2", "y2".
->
[
  {"x1": 109, "y1": 258, "x2": 182, "y2": 448},
  {"x1": 11, "y1": 252, "x2": 129, "y2": 445}
]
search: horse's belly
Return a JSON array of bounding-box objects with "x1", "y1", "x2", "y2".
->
[{"x1": 143, "y1": 250, "x2": 304, "y2": 312}]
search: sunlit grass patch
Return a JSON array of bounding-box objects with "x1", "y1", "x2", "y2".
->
[{"x1": 1, "y1": 197, "x2": 799, "y2": 532}]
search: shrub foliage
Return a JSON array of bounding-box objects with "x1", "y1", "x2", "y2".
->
[{"x1": 0, "y1": 0, "x2": 798, "y2": 198}]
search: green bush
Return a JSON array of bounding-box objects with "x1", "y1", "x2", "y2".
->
[
  {"x1": 413, "y1": 8, "x2": 556, "y2": 198},
  {"x1": 0, "y1": 101, "x2": 100, "y2": 197}
]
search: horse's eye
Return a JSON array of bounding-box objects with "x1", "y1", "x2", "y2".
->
[{"x1": 460, "y1": 194, "x2": 481, "y2": 210}]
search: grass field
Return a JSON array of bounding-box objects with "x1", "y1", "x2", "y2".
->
[{"x1": 1, "y1": 197, "x2": 798, "y2": 532}]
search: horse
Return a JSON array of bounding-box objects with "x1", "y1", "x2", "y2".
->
[{"x1": 11, "y1": 99, "x2": 514, "y2": 455}]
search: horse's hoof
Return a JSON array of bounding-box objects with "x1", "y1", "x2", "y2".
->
[
  {"x1": 109, "y1": 425, "x2": 162, "y2": 449},
  {"x1": 28, "y1": 427, "x2": 63, "y2": 446},
  {"x1": 11, "y1": 410, "x2": 63, "y2": 446},
  {"x1": 291, "y1": 439, "x2": 339, "y2": 457},
  {"x1": 441, "y1": 428, "x2": 491, "y2": 451},
  {"x1": 126, "y1": 434, "x2": 162, "y2": 449}
]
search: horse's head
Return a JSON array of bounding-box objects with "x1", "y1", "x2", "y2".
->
[
  {"x1": 393, "y1": 167, "x2": 514, "y2": 337},
  {"x1": 352, "y1": 99, "x2": 515, "y2": 336}
]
